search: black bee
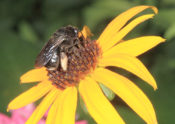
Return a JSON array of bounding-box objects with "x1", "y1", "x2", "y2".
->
[{"x1": 35, "y1": 25, "x2": 83, "y2": 71}]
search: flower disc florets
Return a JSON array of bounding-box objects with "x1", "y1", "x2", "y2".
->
[{"x1": 48, "y1": 38, "x2": 101, "y2": 89}]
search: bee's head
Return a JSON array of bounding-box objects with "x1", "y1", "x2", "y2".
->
[{"x1": 55, "y1": 25, "x2": 79, "y2": 38}]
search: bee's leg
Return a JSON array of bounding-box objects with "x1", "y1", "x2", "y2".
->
[
  {"x1": 72, "y1": 47, "x2": 81, "y2": 58},
  {"x1": 55, "y1": 55, "x2": 60, "y2": 70}
]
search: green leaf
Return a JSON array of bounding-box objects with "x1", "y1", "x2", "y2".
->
[
  {"x1": 164, "y1": 23, "x2": 175, "y2": 40},
  {"x1": 154, "y1": 9, "x2": 175, "y2": 29},
  {"x1": 19, "y1": 21, "x2": 39, "y2": 43},
  {"x1": 0, "y1": 30, "x2": 38, "y2": 113},
  {"x1": 161, "y1": 0, "x2": 175, "y2": 5},
  {"x1": 99, "y1": 83, "x2": 115, "y2": 101},
  {"x1": 83, "y1": 0, "x2": 135, "y2": 30}
]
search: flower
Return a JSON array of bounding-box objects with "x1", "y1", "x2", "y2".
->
[
  {"x1": 0, "y1": 113, "x2": 11, "y2": 124},
  {"x1": 10, "y1": 103, "x2": 45, "y2": 124},
  {"x1": 1, "y1": 103, "x2": 87, "y2": 124},
  {"x1": 8, "y1": 5, "x2": 165, "y2": 124},
  {"x1": 0, "y1": 103, "x2": 45, "y2": 124}
]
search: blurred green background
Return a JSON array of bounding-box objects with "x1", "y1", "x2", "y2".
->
[{"x1": 0, "y1": 0, "x2": 175, "y2": 123}]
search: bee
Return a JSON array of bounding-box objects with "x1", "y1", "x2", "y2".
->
[{"x1": 35, "y1": 25, "x2": 84, "y2": 71}]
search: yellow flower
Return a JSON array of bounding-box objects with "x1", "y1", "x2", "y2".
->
[{"x1": 8, "y1": 5, "x2": 165, "y2": 124}]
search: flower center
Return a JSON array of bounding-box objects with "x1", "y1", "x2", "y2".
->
[{"x1": 47, "y1": 38, "x2": 101, "y2": 90}]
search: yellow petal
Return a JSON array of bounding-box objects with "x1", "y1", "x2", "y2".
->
[
  {"x1": 54, "y1": 87, "x2": 78, "y2": 124},
  {"x1": 91, "y1": 68, "x2": 157, "y2": 124},
  {"x1": 26, "y1": 88, "x2": 61, "y2": 124},
  {"x1": 46, "y1": 95, "x2": 60, "y2": 124},
  {"x1": 79, "y1": 77, "x2": 125, "y2": 124},
  {"x1": 103, "y1": 14, "x2": 155, "y2": 52},
  {"x1": 99, "y1": 54, "x2": 157, "y2": 90},
  {"x1": 20, "y1": 67, "x2": 48, "y2": 83},
  {"x1": 8, "y1": 81, "x2": 53, "y2": 111},
  {"x1": 80, "y1": 25, "x2": 93, "y2": 39},
  {"x1": 97, "y1": 6, "x2": 157, "y2": 52},
  {"x1": 103, "y1": 36, "x2": 165, "y2": 57}
]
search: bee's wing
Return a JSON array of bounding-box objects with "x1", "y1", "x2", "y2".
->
[{"x1": 35, "y1": 36, "x2": 67, "y2": 68}]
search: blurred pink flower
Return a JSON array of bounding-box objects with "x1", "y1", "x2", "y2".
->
[
  {"x1": 0, "y1": 103, "x2": 45, "y2": 124},
  {"x1": 1, "y1": 103, "x2": 87, "y2": 124},
  {"x1": 0, "y1": 113, "x2": 12, "y2": 124},
  {"x1": 76, "y1": 120, "x2": 88, "y2": 124},
  {"x1": 11, "y1": 103, "x2": 45, "y2": 124}
]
